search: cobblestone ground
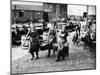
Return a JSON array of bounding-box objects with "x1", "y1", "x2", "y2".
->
[{"x1": 11, "y1": 32, "x2": 96, "y2": 74}]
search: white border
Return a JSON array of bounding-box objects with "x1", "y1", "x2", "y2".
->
[{"x1": 0, "y1": 0, "x2": 99, "y2": 75}]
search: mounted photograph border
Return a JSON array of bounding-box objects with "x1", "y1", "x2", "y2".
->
[{"x1": 10, "y1": 0, "x2": 96, "y2": 75}]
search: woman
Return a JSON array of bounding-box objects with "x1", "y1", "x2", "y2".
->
[
  {"x1": 56, "y1": 28, "x2": 69, "y2": 62},
  {"x1": 47, "y1": 22, "x2": 57, "y2": 57},
  {"x1": 24, "y1": 21, "x2": 40, "y2": 60},
  {"x1": 56, "y1": 31, "x2": 69, "y2": 62}
]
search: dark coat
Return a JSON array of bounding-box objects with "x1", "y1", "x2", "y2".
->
[{"x1": 28, "y1": 31, "x2": 39, "y2": 53}]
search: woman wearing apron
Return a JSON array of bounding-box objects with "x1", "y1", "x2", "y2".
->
[
  {"x1": 47, "y1": 22, "x2": 57, "y2": 57},
  {"x1": 24, "y1": 21, "x2": 40, "y2": 60},
  {"x1": 56, "y1": 28, "x2": 69, "y2": 62}
]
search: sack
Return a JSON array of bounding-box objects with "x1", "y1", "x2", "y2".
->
[{"x1": 39, "y1": 43, "x2": 49, "y2": 51}]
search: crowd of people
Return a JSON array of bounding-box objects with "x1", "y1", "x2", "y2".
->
[
  {"x1": 72, "y1": 19, "x2": 96, "y2": 50},
  {"x1": 12, "y1": 24, "x2": 28, "y2": 45},
  {"x1": 12, "y1": 17, "x2": 96, "y2": 62}
]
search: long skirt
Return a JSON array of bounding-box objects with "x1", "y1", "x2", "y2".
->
[
  {"x1": 28, "y1": 41, "x2": 39, "y2": 53},
  {"x1": 58, "y1": 46, "x2": 69, "y2": 57}
]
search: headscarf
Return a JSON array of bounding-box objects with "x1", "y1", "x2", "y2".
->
[{"x1": 29, "y1": 21, "x2": 35, "y2": 32}]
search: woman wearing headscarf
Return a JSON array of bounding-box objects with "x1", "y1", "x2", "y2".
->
[
  {"x1": 47, "y1": 22, "x2": 57, "y2": 57},
  {"x1": 56, "y1": 27, "x2": 69, "y2": 61},
  {"x1": 24, "y1": 21, "x2": 40, "y2": 60}
]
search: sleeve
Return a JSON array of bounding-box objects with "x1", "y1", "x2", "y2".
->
[
  {"x1": 26, "y1": 31, "x2": 30, "y2": 38},
  {"x1": 66, "y1": 32, "x2": 69, "y2": 36},
  {"x1": 27, "y1": 31, "x2": 30, "y2": 36},
  {"x1": 48, "y1": 29, "x2": 51, "y2": 36},
  {"x1": 65, "y1": 42, "x2": 69, "y2": 47},
  {"x1": 64, "y1": 32, "x2": 68, "y2": 40},
  {"x1": 48, "y1": 29, "x2": 51, "y2": 41}
]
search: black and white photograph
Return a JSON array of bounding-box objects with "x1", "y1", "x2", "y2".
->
[{"x1": 11, "y1": 0, "x2": 96, "y2": 74}]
